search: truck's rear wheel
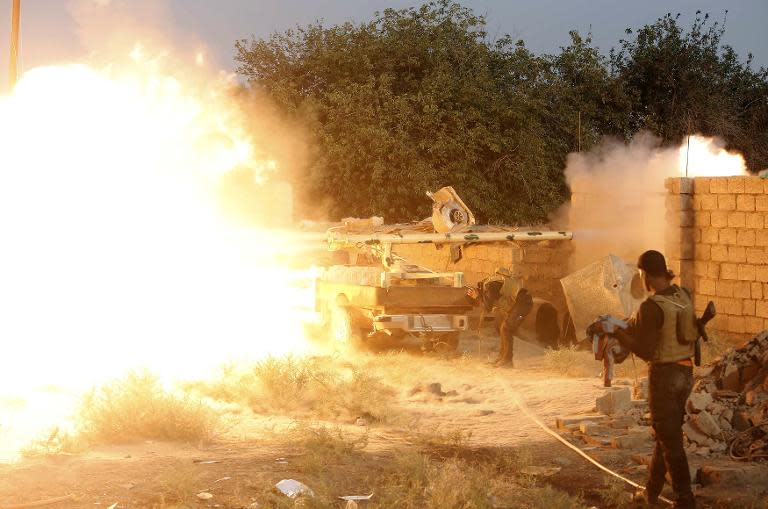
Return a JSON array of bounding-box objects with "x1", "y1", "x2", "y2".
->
[{"x1": 329, "y1": 305, "x2": 362, "y2": 347}]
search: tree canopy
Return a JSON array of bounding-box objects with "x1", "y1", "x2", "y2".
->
[{"x1": 235, "y1": 2, "x2": 768, "y2": 224}]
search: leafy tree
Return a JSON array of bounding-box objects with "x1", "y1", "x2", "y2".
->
[
  {"x1": 235, "y1": 3, "x2": 768, "y2": 224},
  {"x1": 611, "y1": 12, "x2": 768, "y2": 170}
]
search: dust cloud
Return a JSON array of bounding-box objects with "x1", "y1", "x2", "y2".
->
[{"x1": 559, "y1": 133, "x2": 747, "y2": 271}]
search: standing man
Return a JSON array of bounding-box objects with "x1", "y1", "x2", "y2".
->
[{"x1": 612, "y1": 250, "x2": 696, "y2": 509}]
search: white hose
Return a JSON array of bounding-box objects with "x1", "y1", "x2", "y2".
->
[{"x1": 509, "y1": 391, "x2": 674, "y2": 506}]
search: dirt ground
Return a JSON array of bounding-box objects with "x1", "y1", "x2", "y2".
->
[{"x1": 0, "y1": 333, "x2": 766, "y2": 509}]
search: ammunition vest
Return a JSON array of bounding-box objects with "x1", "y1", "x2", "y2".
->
[{"x1": 649, "y1": 285, "x2": 697, "y2": 363}]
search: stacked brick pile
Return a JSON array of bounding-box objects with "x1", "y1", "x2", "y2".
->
[
  {"x1": 393, "y1": 238, "x2": 573, "y2": 312},
  {"x1": 665, "y1": 176, "x2": 768, "y2": 342}
]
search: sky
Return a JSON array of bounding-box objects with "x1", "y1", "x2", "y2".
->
[{"x1": 0, "y1": 0, "x2": 766, "y2": 85}]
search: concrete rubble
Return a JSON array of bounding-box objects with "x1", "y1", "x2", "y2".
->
[{"x1": 683, "y1": 330, "x2": 768, "y2": 461}]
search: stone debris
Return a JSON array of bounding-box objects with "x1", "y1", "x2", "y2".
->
[
  {"x1": 596, "y1": 387, "x2": 632, "y2": 416},
  {"x1": 683, "y1": 330, "x2": 768, "y2": 460}
]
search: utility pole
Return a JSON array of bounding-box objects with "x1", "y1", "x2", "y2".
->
[{"x1": 9, "y1": 0, "x2": 21, "y2": 90}]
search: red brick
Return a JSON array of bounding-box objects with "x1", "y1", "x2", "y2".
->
[
  {"x1": 738, "y1": 264, "x2": 756, "y2": 281},
  {"x1": 716, "y1": 280, "x2": 734, "y2": 297},
  {"x1": 745, "y1": 176, "x2": 765, "y2": 194},
  {"x1": 711, "y1": 244, "x2": 728, "y2": 262},
  {"x1": 728, "y1": 177, "x2": 746, "y2": 193},
  {"x1": 718, "y1": 194, "x2": 736, "y2": 210},
  {"x1": 734, "y1": 281, "x2": 752, "y2": 299},
  {"x1": 746, "y1": 213, "x2": 765, "y2": 229},
  {"x1": 746, "y1": 248, "x2": 767, "y2": 265},
  {"x1": 737, "y1": 194, "x2": 755, "y2": 211},
  {"x1": 728, "y1": 246, "x2": 746, "y2": 263},
  {"x1": 710, "y1": 211, "x2": 729, "y2": 228},
  {"x1": 721, "y1": 263, "x2": 738, "y2": 280},
  {"x1": 737, "y1": 229, "x2": 756, "y2": 247},
  {"x1": 728, "y1": 212, "x2": 746, "y2": 228}
]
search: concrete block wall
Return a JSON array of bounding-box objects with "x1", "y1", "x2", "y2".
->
[
  {"x1": 666, "y1": 176, "x2": 768, "y2": 343},
  {"x1": 393, "y1": 239, "x2": 574, "y2": 312}
]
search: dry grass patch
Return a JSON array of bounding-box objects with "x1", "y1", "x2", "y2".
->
[
  {"x1": 187, "y1": 356, "x2": 396, "y2": 422},
  {"x1": 543, "y1": 345, "x2": 647, "y2": 379},
  {"x1": 77, "y1": 371, "x2": 218, "y2": 444}
]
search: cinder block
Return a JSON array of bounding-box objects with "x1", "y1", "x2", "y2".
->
[
  {"x1": 666, "y1": 210, "x2": 695, "y2": 227},
  {"x1": 757, "y1": 266, "x2": 768, "y2": 283},
  {"x1": 707, "y1": 262, "x2": 720, "y2": 279},
  {"x1": 737, "y1": 195, "x2": 756, "y2": 212},
  {"x1": 699, "y1": 194, "x2": 718, "y2": 211},
  {"x1": 746, "y1": 247, "x2": 766, "y2": 265},
  {"x1": 745, "y1": 316, "x2": 764, "y2": 334},
  {"x1": 746, "y1": 213, "x2": 764, "y2": 229},
  {"x1": 694, "y1": 261, "x2": 708, "y2": 277},
  {"x1": 701, "y1": 228, "x2": 719, "y2": 244},
  {"x1": 716, "y1": 280, "x2": 734, "y2": 297},
  {"x1": 694, "y1": 244, "x2": 711, "y2": 261},
  {"x1": 728, "y1": 246, "x2": 746, "y2": 263},
  {"x1": 698, "y1": 278, "x2": 716, "y2": 295},
  {"x1": 722, "y1": 297, "x2": 742, "y2": 315},
  {"x1": 745, "y1": 177, "x2": 765, "y2": 194},
  {"x1": 737, "y1": 229, "x2": 756, "y2": 247},
  {"x1": 737, "y1": 264, "x2": 756, "y2": 281},
  {"x1": 721, "y1": 263, "x2": 738, "y2": 280},
  {"x1": 666, "y1": 193, "x2": 694, "y2": 211},
  {"x1": 710, "y1": 211, "x2": 728, "y2": 228},
  {"x1": 710, "y1": 178, "x2": 729, "y2": 194},
  {"x1": 727, "y1": 177, "x2": 746, "y2": 194},
  {"x1": 728, "y1": 315, "x2": 747, "y2": 333},
  {"x1": 694, "y1": 211, "x2": 710, "y2": 227},
  {"x1": 742, "y1": 299, "x2": 756, "y2": 315},
  {"x1": 718, "y1": 194, "x2": 736, "y2": 211},
  {"x1": 719, "y1": 228, "x2": 736, "y2": 245},
  {"x1": 756, "y1": 195, "x2": 768, "y2": 211},
  {"x1": 757, "y1": 230, "x2": 768, "y2": 247},
  {"x1": 693, "y1": 177, "x2": 711, "y2": 194},
  {"x1": 751, "y1": 282, "x2": 763, "y2": 300},
  {"x1": 734, "y1": 281, "x2": 752, "y2": 299},
  {"x1": 711, "y1": 244, "x2": 728, "y2": 262},
  {"x1": 728, "y1": 212, "x2": 746, "y2": 228},
  {"x1": 757, "y1": 300, "x2": 768, "y2": 319}
]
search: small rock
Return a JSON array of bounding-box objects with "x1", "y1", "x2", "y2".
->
[
  {"x1": 691, "y1": 410, "x2": 721, "y2": 437},
  {"x1": 474, "y1": 409, "x2": 494, "y2": 417},
  {"x1": 686, "y1": 392, "x2": 713, "y2": 413},
  {"x1": 721, "y1": 363, "x2": 740, "y2": 391},
  {"x1": 698, "y1": 465, "x2": 768, "y2": 487},
  {"x1": 706, "y1": 402, "x2": 726, "y2": 416},
  {"x1": 596, "y1": 387, "x2": 632, "y2": 416},
  {"x1": 611, "y1": 432, "x2": 650, "y2": 450},
  {"x1": 355, "y1": 417, "x2": 368, "y2": 426},
  {"x1": 197, "y1": 492, "x2": 214, "y2": 500},
  {"x1": 425, "y1": 383, "x2": 446, "y2": 396},
  {"x1": 682, "y1": 422, "x2": 709, "y2": 445}
]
